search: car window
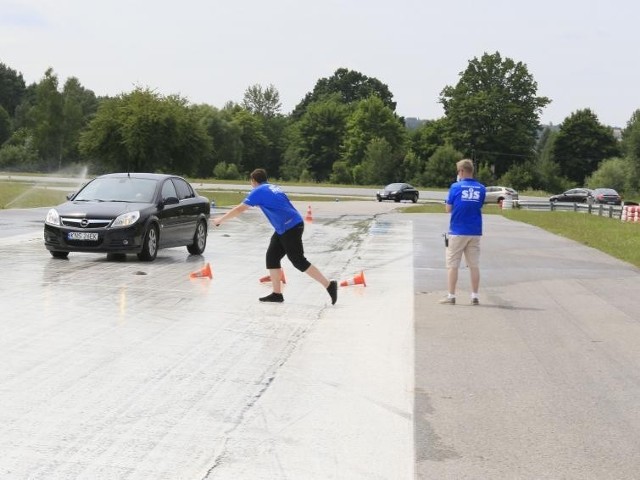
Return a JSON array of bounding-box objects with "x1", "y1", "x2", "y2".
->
[
  {"x1": 74, "y1": 177, "x2": 157, "y2": 202},
  {"x1": 172, "y1": 178, "x2": 195, "y2": 200},
  {"x1": 386, "y1": 183, "x2": 404, "y2": 190},
  {"x1": 161, "y1": 179, "x2": 178, "y2": 201}
]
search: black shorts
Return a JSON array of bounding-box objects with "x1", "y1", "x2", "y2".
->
[{"x1": 266, "y1": 222, "x2": 311, "y2": 272}]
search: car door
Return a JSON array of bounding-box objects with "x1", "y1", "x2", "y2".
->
[
  {"x1": 563, "y1": 189, "x2": 578, "y2": 202},
  {"x1": 157, "y1": 179, "x2": 181, "y2": 246},
  {"x1": 171, "y1": 177, "x2": 199, "y2": 244}
]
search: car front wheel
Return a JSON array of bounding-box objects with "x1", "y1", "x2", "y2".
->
[
  {"x1": 187, "y1": 220, "x2": 207, "y2": 255},
  {"x1": 412, "y1": 194, "x2": 418, "y2": 203},
  {"x1": 138, "y1": 224, "x2": 158, "y2": 261}
]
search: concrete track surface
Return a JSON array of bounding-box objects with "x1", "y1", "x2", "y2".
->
[{"x1": 1, "y1": 201, "x2": 640, "y2": 479}]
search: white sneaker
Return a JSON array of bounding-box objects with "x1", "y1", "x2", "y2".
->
[{"x1": 439, "y1": 296, "x2": 455, "y2": 305}]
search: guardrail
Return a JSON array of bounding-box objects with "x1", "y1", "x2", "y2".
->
[{"x1": 512, "y1": 200, "x2": 625, "y2": 219}]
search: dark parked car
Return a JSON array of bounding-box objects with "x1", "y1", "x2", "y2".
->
[
  {"x1": 549, "y1": 188, "x2": 594, "y2": 204},
  {"x1": 376, "y1": 183, "x2": 419, "y2": 203},
  {"x1": 44, "y1": 173, "x2": 211, "y2": 261},
  {"x1": 592, "y1": 188, "x2": 622, "y2": 205}
]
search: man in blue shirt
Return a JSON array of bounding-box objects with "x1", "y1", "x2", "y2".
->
[
  {"x1": 440, "y1": 159, "x2": 486, "y2": 305},
  {"x1": 213, "y1": 169, "x2": 338, "y2": 304}
]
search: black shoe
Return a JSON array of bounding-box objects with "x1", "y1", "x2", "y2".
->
[
  {"x1": 259, "y1": 292, "x2": 284, "y2": 303},
  {"x1": 327, "y1": 280, "x2": 338, "y2": 305}
]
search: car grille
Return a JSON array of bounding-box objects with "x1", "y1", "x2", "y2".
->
[{"x1": 61, "y1": 217, "x2": 112, "y2": 228}]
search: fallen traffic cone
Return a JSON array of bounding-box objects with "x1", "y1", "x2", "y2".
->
[
  {"x1": 259, "y1": 268, "x2": 287, "y2": 284},
  {"x1": 340, "y1": 271, "x2": 366, "y2": 287},
  {"x1": 305, "y1": 205, "x2": 313, "y2": 223},
  {"x1": 190, "y1": 263, "x2": 212, "y2": 279}
]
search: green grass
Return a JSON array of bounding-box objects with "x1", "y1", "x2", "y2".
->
[
  {"x1": 0, "y1": 182, "x2": 69, "y2": 209},
  {"x1": 501, "y1": 209, "x2": 640, "y2": 268}
]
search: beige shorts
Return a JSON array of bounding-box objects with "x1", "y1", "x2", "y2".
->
[{"x1": 445, "y1": 235, "x2": 481, "y2": 269}]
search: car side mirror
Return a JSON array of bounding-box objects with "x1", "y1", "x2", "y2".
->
[
  {"x1": 66, "y1": 192, "x2": 76, "y2": 200},
  {"x1": 162, "y1": 196, "x2": 179, "y2": 206}
]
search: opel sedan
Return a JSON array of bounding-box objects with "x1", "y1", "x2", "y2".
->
[{"x1": 44, "y1": 173, "x2": 210, "y2": 261}]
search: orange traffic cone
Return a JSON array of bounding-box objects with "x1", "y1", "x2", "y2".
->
[
  {"x1": 190, "y1": 263, "x2": 212, "y2": 279},
  {"x1": 259, "y1": 268, "x2": 287, "y2": 284},
  {"x1": 340, "y1": 271, "x2": 366, "y2": 287},
  {"x1": 305, "y1": 205, "x2": 313, "y2": 223}
]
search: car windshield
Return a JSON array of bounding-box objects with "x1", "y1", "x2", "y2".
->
[
  {"x1": 74, "y1": 177, "x2": 158, "y2": 203},
  {"x1": 385, "y1": 183, "x2": 405, "y2": 190}
]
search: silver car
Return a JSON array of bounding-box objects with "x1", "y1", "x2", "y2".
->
[{"x1": 484, "y1": 186, "x2": 518, "y2": 204}]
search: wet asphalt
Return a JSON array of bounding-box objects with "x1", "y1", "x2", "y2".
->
[{"x1": 1, "y1": 200, "x2": 640, "y2": 479}]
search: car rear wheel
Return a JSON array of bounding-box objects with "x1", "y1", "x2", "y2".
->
[
  {"x1": 50, "y1": 251, "x2": 69, "y2": 259},
  {"x1": 187, "y1": 220, "x2": 207, "y2": 255},
  {"x1": 137, "y1": 224, "x2": 158, "y2": 261}
]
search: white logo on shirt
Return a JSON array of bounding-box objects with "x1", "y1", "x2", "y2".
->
[{"x1": 461, "y1": 187, "x2": 481, "y2": 201}]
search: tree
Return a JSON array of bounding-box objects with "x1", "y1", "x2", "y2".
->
[
  {"x1": 79, "y1": 87, "x2": 210, "y2": 174},
  {"x1": 290, "y1": 98, "x2": 349, "y2": 181},
  {"x1": 585, "y1": 157, "x2": 628, "y2": 192},
  {"x1": 192, "y1": 104, "x2": 241, "y2": 176},
  {"x1": 439, "y1": 51, "x2": 550, "y2": 177},
  {"x1": 530, "y1": 126, "x2": 569, "y2": 192},
  {"x1": 26, "y1": 68, "x2": 65, "y2": 170},
  {"x1": 552, "y1": 109, "x2": 620, "y2": 185},
  {"x1": 229, "y1": 108, "x2": 271, "y2": 175},
  {"x1": 358, "y1": 137, "x2": 395, "y2": 184},
  {"x1": 292, "y1": 68, "x2": 396, "y2": 119},
  {"x1": 60, "y1": 77, "x2": 98, "y2": 164},
  {"x1": 0, "y1": 62, "x2": 26, "y2": 116},
  {"x1": 242, "y1": 84, "x2": 282, "y2": 117},
  {"x1": 622, "y1": 109, "x2": 640, "y2": 193},
  {"x1": 409, "y1": 117, "x2": 448, "y2": 163},
  {"x1": 0, "y1": 106, "x2": 10, "y2": 145},
  {"x1": 341, "y1": 96, "x2": 406, "y2": 170},
  {"x1": 424, "y1": 144, "x2": 464, "y2": 188}
]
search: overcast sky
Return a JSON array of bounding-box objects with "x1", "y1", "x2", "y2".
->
[{"x1": 2, "y1": 0, "x2": 638, "y2": 127}]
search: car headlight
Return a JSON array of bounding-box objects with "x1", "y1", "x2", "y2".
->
[
  {"x1": 45, "y1": 208, "x2": 60, "y2": 226},
  {"x1": 111, "y1": 211, "x2": 140, "y2": 228}
]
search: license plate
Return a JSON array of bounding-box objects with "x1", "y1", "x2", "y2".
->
[{"x1": 68, "y1": 232, "x2": 99, "y2": 241}]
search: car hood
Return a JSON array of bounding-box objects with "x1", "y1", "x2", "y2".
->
[{"x1": 54, "y1": 201, "x2": 152, "y2": 218}]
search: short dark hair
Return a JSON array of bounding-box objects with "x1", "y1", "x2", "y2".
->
[{"x1": 250, "y1": 168, "x2": 268, "y2": 184}]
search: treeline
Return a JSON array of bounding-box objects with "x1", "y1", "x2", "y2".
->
[{"x1": 1, "y1": 52, "x2": 639, "y2": 195}]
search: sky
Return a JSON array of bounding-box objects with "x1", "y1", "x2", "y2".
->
[{"x1": 1, "y1": 0, "x2": 639, "y2": 128}]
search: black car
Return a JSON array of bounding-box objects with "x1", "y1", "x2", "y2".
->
[
  {"x1": 376, "y1": 183, "x2": 419, "y2": 203},
  {"x1": 44, "y1": 173, "x2": 210, "y2": 261},
  {"x1": 549, "y1": 188, "x2": 594, "y2": 204},
  {"x1": 592, "y1": 188, "x2": 622, "y2": 205}
]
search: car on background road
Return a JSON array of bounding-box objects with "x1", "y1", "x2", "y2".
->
[
  {"x1": 376, "y1": 183, "x2": 419, "y2": 203},
  {"x1": 592, "y1": 188, "x2": 622, "y2": 205},
  {"x1": 44, "y1": 173, "x2": 210, "y2": 261},
  {"x1": 549, "y1": 188, "x2": 594, "y2": 204},
  {"x1": 484, "y1": 186, "x2": 519, "y2": 204}
]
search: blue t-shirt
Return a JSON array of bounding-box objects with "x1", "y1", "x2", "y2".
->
[
  {"x1": 445, "y1": 178, "x2": 486, "y2": 235},
  {"x1": 243, "y1": 183, "x2": 303, "y2": 234}
]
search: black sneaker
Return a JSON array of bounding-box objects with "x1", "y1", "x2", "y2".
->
[
  {"x1": 327, "y1": 280, "x2": 338, "y2": 305},
  {"x1": 259, "y1": 292, "x2": 284, "y2": 303}
]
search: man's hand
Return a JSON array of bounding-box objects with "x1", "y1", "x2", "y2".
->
[{"x1": 212, "y1": 216, "x2": 223, "y2": 226}]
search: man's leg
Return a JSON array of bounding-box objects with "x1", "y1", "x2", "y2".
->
[
  {"x1": 469, "y1": 267, "x2": 480, "y2": 294},
  {"x1": 447, "y1": 267, "x2": 459, "y2": 296}
]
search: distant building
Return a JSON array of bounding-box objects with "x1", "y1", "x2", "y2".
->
[{"x1": 404, "y1": 117, "x2": 427, "y2": 130}]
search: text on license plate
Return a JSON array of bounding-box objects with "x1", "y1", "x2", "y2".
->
[{"x1": 68, "y1": 232, "x2": 98, "y2": 241}]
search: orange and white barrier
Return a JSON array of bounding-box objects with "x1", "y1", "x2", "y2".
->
[{"x1": 622, "y1": 206, "x2": 640, "y2": 223}]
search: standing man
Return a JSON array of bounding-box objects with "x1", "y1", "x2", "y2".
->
[
  {"x1": 212, "y1": 168, "x2": 338, "y2": 305},
  {"x1": 440, "y1": 158, "x2": 486, "y2": 305}
]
